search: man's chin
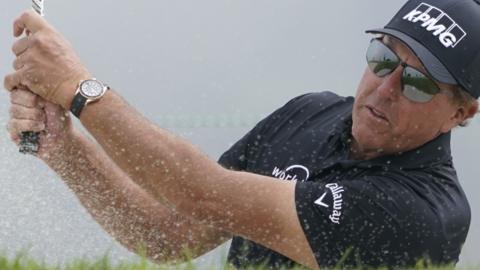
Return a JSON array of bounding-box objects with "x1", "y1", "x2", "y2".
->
[{"x1": 352, "y1": 126, "x2": 389, "y2": 153}]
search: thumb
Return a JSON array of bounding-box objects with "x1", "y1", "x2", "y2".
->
[{"x1": 13, "y1": 10, "x2": 48, "y2": 37}]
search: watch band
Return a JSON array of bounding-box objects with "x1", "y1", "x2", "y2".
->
[{"x1": 70, "y1": 93, "x2": 87, "y2": 118}]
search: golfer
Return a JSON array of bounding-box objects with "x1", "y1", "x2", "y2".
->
[{"x1": 5, "y1": 0, "x2": 480, "y2": 268}]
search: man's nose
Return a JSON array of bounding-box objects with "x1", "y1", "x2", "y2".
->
[{"x1": 376, "y1": 66, "x2": 403, "y2": 101}]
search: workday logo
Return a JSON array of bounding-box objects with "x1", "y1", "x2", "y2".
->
[
  {"x1": 403, "y1": 3, "x2": 467, "y2": 48},
  {"x1": 271, "y1": 165, "x2": 310, "y2": 182}
]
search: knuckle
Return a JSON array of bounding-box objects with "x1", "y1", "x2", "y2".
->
[
  {"x1": 35, "y1": 110, "x2": 45, "y2": 121},
  {"x1": 37, "y1": 121, "x2": 45, "y2": 130},
  {"x1": 31, "y1": 108, "x2": 41, "y2": 119},
  {"x1": 31, "y1": 94, "x2": 40, "y2": 106},
  {"x1": 11, "y1": 43, "x2": 17, "y2": 54},
  {"x1": 8, "y1": 127, "x2": 20, "y2": 141},
  {"x1": 10, "y1": 89, "x2": 19, "y2": 101},
  {"x1": 7, "y1": 119, "x2": 17, "y2": 132},
  {"x1": 30, "y1": 35, "x2": 42, "y2": 47},
  {"x1": 12, "y1": 59, "x2": 20, "y2": 70},
  {"x1": 9, "y1": 106, "x2": 17, "y2": 117},
  {"x1": 10, "y1": 134, "x2": 19, "y2": 144},
  {"x1": 30, "y1": 121, "x2": 45, "y2": 132},
  {"x1": 11, "y1": 40, "x2": 23, "y2": 55},
  {"x1": 3, "y1": 75, "x2": 12, "y2": 90},
  {"x1": 9, "y1": 91, "x2": 19, "y2": 104},
  {"x1": 14, "y1": 17, "x2": 22, "y2": 28},
  {"x1": 33, "y1": 34, "x2": 49, "y2": 50},
  {"x1": 11, "y1": 90, "x2": 33, "y2": 107},
  {"x1": 9, "y1": 132, "x2": 17, "y2": 143},
  {"x1": 20, "y1": 11, "x2": 31, "y2": 21},
  {"x1": 13, "y1": 17, "x2": 20, "y2": 27}
]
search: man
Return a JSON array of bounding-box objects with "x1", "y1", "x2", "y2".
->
[{"x1": 4, "y1": 0, "x2": 480, "y2": 268}]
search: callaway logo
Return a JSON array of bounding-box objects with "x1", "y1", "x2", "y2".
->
[
  {"x1": 403, "y1": 3, "x2": 466, "y2": 48},
  {"x1": 314, "y1": 183, "x2": 344, "y2": 224},
  {"x1": 271, "y1": 165, "x2": 310, "y2": 182}
]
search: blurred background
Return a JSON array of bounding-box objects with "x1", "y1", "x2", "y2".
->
[{"x1": 0, "y1": 0, "x2": 478, "y2": 268}]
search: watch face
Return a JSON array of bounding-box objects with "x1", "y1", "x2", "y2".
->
[{"x1": 80, "y1": 80, "x2": 104, "y2": 98}]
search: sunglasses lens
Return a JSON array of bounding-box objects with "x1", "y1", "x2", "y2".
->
[
  {"x1": 402, "y1": 67, "x2": 440, "y2": 103},
  {"x1": 366, "y1": 39, "x2": 442, "y2": 103},
  {"x1": 366, "y1": 39, "x2": 399, "y2": 77}
]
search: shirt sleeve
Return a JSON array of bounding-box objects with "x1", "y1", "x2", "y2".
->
[
  {"x1": 295, "y1": 174, "x2": 446, "y2": 268},
  {"x1": 216, "y1": 115, "x2": 269, "y2": 171},
  {"x1": 218, "y1": 93, "x2": 313, "y2": 170}
]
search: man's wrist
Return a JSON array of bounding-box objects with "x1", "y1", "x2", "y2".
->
[
  {"x1": 40, "y1": 128, "x2": 78, "y2": 163},
  {"x1": 56, "y1": 71, "x2": 92, "y2": 111}
]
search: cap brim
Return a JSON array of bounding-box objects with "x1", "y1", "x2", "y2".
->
[{"x1": 366, "y1": 28, "x2": 457, "y2": 85}]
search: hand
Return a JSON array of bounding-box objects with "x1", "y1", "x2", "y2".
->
[
  {"x1": 4, "y1": 10, "x2": 91, "y2": 110},
  {"x1": 8, "y1": 88, "x2": 74, "y2": 160}
]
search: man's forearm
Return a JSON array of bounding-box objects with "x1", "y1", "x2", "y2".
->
[
  {"x1": 76, "y1": 91, "x2": 306, "y2": 256},
  {"x1": 43, "y1": 129, "x2": 229, "y2": 263},
  {"x1": 78, "y1": 91, "x2": 222, "y2": 208},
  {"x1": 77, "y1": 90, "x2": 273, "y2": 230}
]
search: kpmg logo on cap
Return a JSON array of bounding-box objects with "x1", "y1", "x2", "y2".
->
[{"x1": 403, "y1": 3, "x2": 467, "y2": 48}]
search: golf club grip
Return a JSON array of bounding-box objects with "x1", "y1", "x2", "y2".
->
[
  {"x1": 19, "y1": 131, "x2": 40, "y2": 154},
  {"x1": 18, "y1": 0, "x2": 45, "y2": 155}
]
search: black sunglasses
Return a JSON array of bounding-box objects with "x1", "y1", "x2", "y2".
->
[{"x1": 366, "y1": 38, "x2": 446, "y2": 103}]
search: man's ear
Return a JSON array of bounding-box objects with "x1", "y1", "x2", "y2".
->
[
  {"x1": 440, "y1": 100, "x2": 478, "y2": 133},
  {"x1": 456, "y1": 100, "x2": 478, "y2": 126},
  {"x1": 462, "y1": 100, "x2": 480, "y2": 122}
]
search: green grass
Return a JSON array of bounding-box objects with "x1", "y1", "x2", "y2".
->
[
  {"x1": 0, "y1": 252, "x2": 169, "y2": 270},
  {"x1": 0, "y1": 252, "x2": 478, "y2": 270}
]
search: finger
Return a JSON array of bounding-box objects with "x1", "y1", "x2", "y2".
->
[
  {"x1": 37, "y1": 99, "x2": 46, "y2": 109},
  {"x1": 12, "y1": 54, "x2": 26, "y2": 71},
  {"x1": 11, "y1": 36, "x2": 30, "y2": 56},
  {"x1": 10, "y1": 104, "x2": 46, "y2": 121},
  {"x1": 3, "y1": 71, "x2": 24, "y2": 92},
  {"x1": 13, "y1": 10, "x2": 46, "y2": 37},
  {"x1": 7, "y1": 119, "x2": 45, "y2": 135},
  {"x1": 10, "y1": 89, "x2": 39, "y2": 108},
  {"x1": 13, "y1": 137, "x2": 21, "y2": 146},
  {"x1": 9, "y1": 132, "x2": 21, "y2": 146}
]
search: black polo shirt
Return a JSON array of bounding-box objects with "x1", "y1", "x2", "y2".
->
[{"x1": 218, "y1": 91, "x2": 470, "y2": 269}]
